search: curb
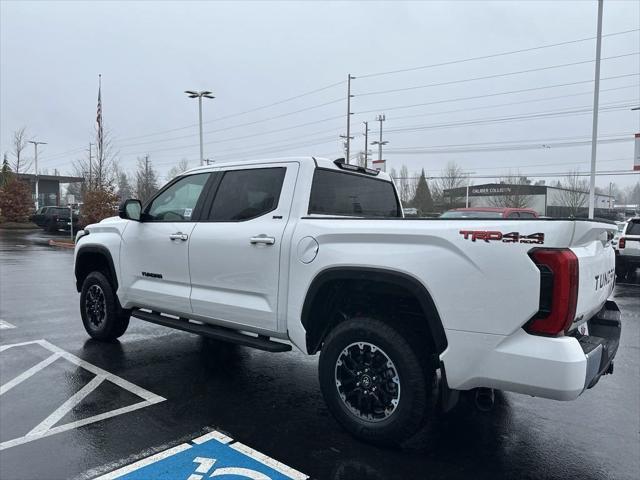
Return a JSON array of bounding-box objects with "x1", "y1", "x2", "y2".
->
[{"x1": 48, "y1": 239, "x2": 75, "y2": 249}]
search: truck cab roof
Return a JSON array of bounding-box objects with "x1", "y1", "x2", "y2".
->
[{"x1": 181, "y1": 156, "x2": 393, "y2": 182}]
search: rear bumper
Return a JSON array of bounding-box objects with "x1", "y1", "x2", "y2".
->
[
  {"x1": 441, "y1": 301, "x2": 621, "y2": 400},
  {"x1": 578, "y1": 300, "x2": 621, "y2": 390}
]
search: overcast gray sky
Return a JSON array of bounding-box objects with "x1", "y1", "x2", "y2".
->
[{"x1": 1, "y1": 0, "x2": 639, "y2": 189}]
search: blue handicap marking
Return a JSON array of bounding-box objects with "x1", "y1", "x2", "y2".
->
[{"x1": 103, "y1": 431, "x2": 307, "y2": 480}]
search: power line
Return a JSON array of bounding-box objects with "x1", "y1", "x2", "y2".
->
[
  {"x1": 372, "y1": 102, "x2": 636, "y2": 136},
  {"x1": 358, "y1": 28, "x2": 640, "y2": 79},
  {"x1": 355, "y1": 72, "x2": 640, "y2": 115},
  {"x1": 385, "y1": 84, "x2": 638, "y2": 122},
  {"x1": 468, "y1": 156, "x2": 633, "y2": 171},
  {"x1": 214, "y1": 135, "x2": 340, "y2": 161},
  {"x1": 205, "y1": 127, "x2": 343, "y2": 157},
  {"x1": 111, "y1": 79, "x2": 346, "y2": 143},
  {"x1": 357, "y1": 53, "x2": 639, "y2": 98},
  {"x1": 41, "y1": 104, "x2": 345, "y2": 163},
  {"x1": 385, "y1": 137, "x2": 632, "y2": 155},
  {"x1": 393, "y1": 132, "x2": 631, "y2": 149},
  {"x1": 116, "y1": 114, "x2": 344, "y2": 150},
  {"x1": 396, "y1": 170, "x2": 639, "y2": 180}
]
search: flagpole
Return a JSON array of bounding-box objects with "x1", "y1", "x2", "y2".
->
[{"x1": 96, "y1": 74, "x2": 103, "y2": 188}]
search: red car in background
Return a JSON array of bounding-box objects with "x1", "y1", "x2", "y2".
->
[{"x1": 440, "y1": 207, "x2": 539, "y2": 219}]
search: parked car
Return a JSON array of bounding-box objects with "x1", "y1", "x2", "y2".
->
[
  {"x1": 440, "y1": 207, "x2": 539, "y2": 219},
  {"x1": 74, "y1": 157, "x2": 619, "y2": 446},
  {"x1": 612, "y1": 222, "x2": 626, "y2": 251},
  {"x1": 615, "y1": 217, "x2": 640, "y2": 279},
  {"x1": 31, "y1": 206, "x2": 79, "y2": 233}
]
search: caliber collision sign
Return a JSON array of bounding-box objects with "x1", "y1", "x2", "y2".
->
[{"x1": 634, "y1": 133, "x2": 640, "y2": 171}]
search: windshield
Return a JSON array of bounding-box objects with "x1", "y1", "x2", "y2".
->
[{"x1": 440, "y1": 210, "x2": 503, "y2": 219}]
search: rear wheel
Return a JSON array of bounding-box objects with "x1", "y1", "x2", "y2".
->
[
  {"x1": 80, "y1": 271, "x2": 130, "y2": 340},
  {"x1": 319, "y1": 316, "x2": 434, "y2": 446}
]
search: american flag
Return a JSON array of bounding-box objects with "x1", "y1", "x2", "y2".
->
[{"x1": 96, "y1": 75, "x2": 103, "y2": 161}]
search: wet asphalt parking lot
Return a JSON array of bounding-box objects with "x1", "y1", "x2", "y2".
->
[{"x1": 0, "y1": 229, "x2": 639, "y2": 480}]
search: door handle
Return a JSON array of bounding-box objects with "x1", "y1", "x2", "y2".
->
[
  {"x1": 250, "y1": 235, "x2": 275, "y2": 245},
  {"x1": 169, "y1": 232, "x2": 189, "y2": 241}
]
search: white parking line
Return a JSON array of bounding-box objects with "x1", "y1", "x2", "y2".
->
[
  {"x1": 93, "y1": 444, "x2": 194, "y2": 480},
  {"x1": 0, "y1": 353, "x2": 60, "y2": 395},
  {"x1": 93, "y1": 430, "x2": 308, "y2": 480},
  {"x1": 0, "y1": 339, "x2": 166, "y2": 451},
  {"x1": 230, "y1": 442, "x2": 308, "y2": 480},
  {"x1": 27, "y1": 375, "x2": 106, "y2": 436},
  {"x1": 0, "y1": 319, "x2": 16, "y2": 329}
]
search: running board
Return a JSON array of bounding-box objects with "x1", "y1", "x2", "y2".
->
[{"x1": 131, "y1": 309, "x2": 292, "y2": 353}]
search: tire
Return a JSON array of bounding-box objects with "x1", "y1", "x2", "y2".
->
[
  {"x1": 319, "y1": 317, "x2": 434, "y2": 446},
  {"x1": 46, "y1": 221, "x2": 57, "y2": 233},
  {"x1": 80, "y1": 271, "x2": 130, "y2": 341}
]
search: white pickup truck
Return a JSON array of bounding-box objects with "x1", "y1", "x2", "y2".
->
[{"x1": 74, "y1": 157, "x2": 621, "y2": 445}]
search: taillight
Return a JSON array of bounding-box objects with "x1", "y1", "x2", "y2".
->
[
  {"x1": 618, "y1": 237, "x2": 626, "y2": 249},
  {"x1": 526, "y1": 248, "x2": 579, "y2": 337}
]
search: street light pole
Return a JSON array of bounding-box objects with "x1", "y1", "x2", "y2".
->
[
  {"x1": 28, "y1": 140, "x2": 47, "y2": 209},
  {"x1": 185, "y1": 90, "x2": 215, "y2": 166},
  {"x1": 588, "y1": 0, "x2": 604, "y2": 219}
]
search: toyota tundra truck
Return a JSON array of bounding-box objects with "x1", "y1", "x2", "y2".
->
[{"x1": 73, "y1": 157, "x2": 621, "y2": 446}]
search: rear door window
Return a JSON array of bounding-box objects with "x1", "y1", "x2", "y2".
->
[
  {"x1": 308, "y1": 169, "x2": 401, "y2": 217},
  {"x1": 208, "y1": 167, "x2": 286, "y2": 221},
  {"x1": 626, "y1": 221, "x2": 640, "y2": 235}
]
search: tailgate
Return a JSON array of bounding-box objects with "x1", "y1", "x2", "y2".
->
[{"x1": 569, "y1": 221, "x2": 617, "y2": 331}]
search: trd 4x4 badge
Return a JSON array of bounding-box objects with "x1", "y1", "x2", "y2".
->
[{"x1": 459, "y1": 230, "x2": 545, "y2": 244}]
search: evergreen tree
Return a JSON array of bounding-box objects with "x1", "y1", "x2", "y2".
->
[
  {"x1": 0, "y1": 153, "x2": 13, "y2": 187},
  {"x1": 0, "y1": 177, "x2": 33, "y2": 222},
  {"x1": 412, "y1": 169, "x2": 434, "y2": 215},
  {"x1": 135, "y1": 156, "x2": 159, "y2": 203},
  {"x1": 116, "y1": 170, "x2": 133, "y2": 200}
]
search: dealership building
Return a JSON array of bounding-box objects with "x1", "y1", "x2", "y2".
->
[{"x1": 443, "y1": 183, "x2": 615, "y2": 218}]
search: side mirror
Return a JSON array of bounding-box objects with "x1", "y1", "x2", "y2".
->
[{"x1": 119, "y1": 199, "x2": 142, "y2": 221}]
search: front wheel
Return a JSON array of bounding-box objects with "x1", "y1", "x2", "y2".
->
[
  {"x1": 319, "y1": 317, "x2": 434, "y2": 446},
  {"x1": 80, "y1": 271, "x2": 130, "y2": 341}
]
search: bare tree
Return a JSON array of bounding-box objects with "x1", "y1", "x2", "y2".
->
[
  {"x1": 10, "y1": 127, "x2": 32, "y2": 174},
  {"x1": 71, "y1": 131, "x2": 118, "y2": 191},
  {"x1": 92, "y1": 130, "x2": 118, "y2": 189},
  {"x1": 433, "y1": 161, "x2": 467, "y2": 207},
  {"x1": 166, "y1": 158, "x2": 191, "y2": 181},
  {"x1": 556, "y1": 170, "x2": 589, "y2": 216},
  {"x1": 391, "y1": 165, "x2": 418, "y2": 205},
  {"x1": 488, "y1": 172, "x2": 533, "y2": 208}
]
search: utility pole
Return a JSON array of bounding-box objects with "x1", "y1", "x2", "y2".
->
[
  {"x1": 588, "y1": 0, "x2": 604, "y2": 219},
  {"x1": 28, "y1": 140, "x2": 47, "y2": 209},
  {"x1": 346, "y1": 74, "x2": 355, "y2": 164},
  {"x1": 363, "y1": 121, "x2": 369, "y2": 168},
  {"x1": 185, "y1": 90, "x2": 215, "y2": 166},
  {"x1": 371, "y1": 114, "x2": 388, "y2": 169}
]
